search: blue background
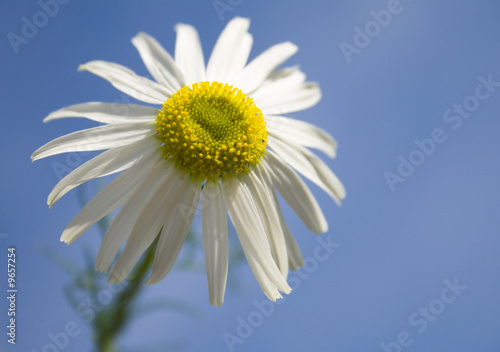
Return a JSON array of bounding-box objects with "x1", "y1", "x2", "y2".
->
[{"x1": 1, "y1": 0, "x2": 500, "y2": 351}]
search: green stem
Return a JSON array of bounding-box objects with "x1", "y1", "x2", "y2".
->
[{"x1": 93, "y1": 237, "x2": 158, "y2": 352}]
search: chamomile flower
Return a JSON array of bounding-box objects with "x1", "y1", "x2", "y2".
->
[{"x1": 32, "y1": 17, "x2": 345, "y2": 306}]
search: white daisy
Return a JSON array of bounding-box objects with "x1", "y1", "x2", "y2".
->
[{"x1": 32, "y1": 17, "x2": 345, "y2": 306}]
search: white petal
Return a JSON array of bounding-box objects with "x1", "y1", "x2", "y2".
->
[
  {"x1": 266, "y1": 183, "x2": 304, "y2": 271},
  {"x1": 243, "y1": 170, "x2": 289, "y2": 279},
  {"x1": 237, "y1": 42, "x2": 298, "y2": 94},
  {"x1": 258, "y1": 82, "x2": 321, "y2": 115},
  {"x1": 109, "y1": 168, "x2": 188, "y2": 284},
  {"x1": 266, "y1": 115, "x2": 337, "y2": 158},
  {"x1": 131, "y1": 32, "x2": 185, "y2": 93},
  {"x1": 145, "y1": 179, "x2": 201, "y2": 285},
  {"x1": 250, "y1": 66, "x2": 305, "y2": 100},
  {"x1": 31, "y1": 123, "x2": 154, "y2": 161},
  {"x1": 44, "y1": 102, "x2": 158, "y2": 124},
  {"x1": 245, "y1": 252, "x2": 283, "y2": 301},
  {"x1": 60, "y1": 152, "x2": 160, "y2": 245},
  {"x1": 262, "y1": 151, "x2": 328, "y2": 234},
  {"x1": 78, "y1": 61, "x2": 170, "y2": 104},
  {"x1": 225, "y1": 33, "x2": 253, "y2": 86},
  {"x1": 201, "y1": 181, "x2": 228, "y2": 307},
  {"x1": 260, "y1": 160, "x2": 304, "y2": 270},
  {"x1": 174, "y1": 23, "x2": 205, "y2": 85},
  {"x1": 268, "y1": 135, "x2": 345, "y2": 204},
  {"x1": 48, "y1": 137, "x2": 159, "y2": 206},
  {"x1": 107, "y1": 225, "x2": 159, "y2": 285},
  {"x1": 95, "y1": 161, "x2": 173, "y2": 273},
  {"x1": 206, "y1": 17, "x2": 250, "y2": 82},
  {"x1": 283, "y1": 223, "x2": 304, "y2": 271},
  {"x1": 223, "y1": 177, "x2": 291, "y2": 296}
]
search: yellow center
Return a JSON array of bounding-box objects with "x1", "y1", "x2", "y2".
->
[{"x1": 155, "y1": 81, "x2": 267, "y2": 182}]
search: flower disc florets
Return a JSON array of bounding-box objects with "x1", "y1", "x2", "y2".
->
[{"x1": 155, "y1": 81, "x2": 267, "y2": 181}]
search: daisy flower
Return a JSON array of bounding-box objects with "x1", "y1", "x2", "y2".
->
[{"x1": 32, "y1": 17, "x2": 345, "y2": 306}]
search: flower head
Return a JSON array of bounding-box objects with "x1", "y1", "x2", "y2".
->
[
  {"x1": 155, "y1": 81, "x2": 267, "y2": 181},
  {"x1": 32, "y1": 17, "x2": 345, "y2": 306}
]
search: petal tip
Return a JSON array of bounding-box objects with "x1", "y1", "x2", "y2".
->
[
  {"x1": 107, "y1": 273, "x2": 122, "y2": 285},
  {"x1": 285, "y1": 41, "x2": 299, "y2": 53},
  {"x1": 314, "y1": 221, "x2": 328, "y2": 234},
  {"x1": 173, "y1": 22, "x2": 188, "y2": 31},
  {"x1": 95, "y1": 266, "x2": 106, "y2": 274},
  {"x1": 59, "y1": 236, "x2": 69, "y2": 245},
  {"x1": 209, "y1": 299, "x2": 223, "y2": 307},
  {"x1": 231, "y1": 16, "x2": 250, "y2": 24},
  {"x1": 143, "y1": 278, "x2": 155, "y2": 286},
  {"x1": 130, "y1": 33, "x2": 142, "y2": 45}
]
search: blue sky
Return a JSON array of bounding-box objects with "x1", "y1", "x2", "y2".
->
[{"x1": 1, "y1": 0, "x2": 500, "y2": 351}]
